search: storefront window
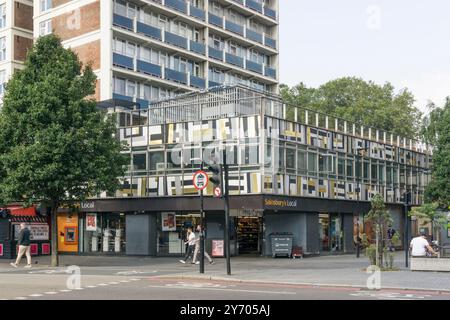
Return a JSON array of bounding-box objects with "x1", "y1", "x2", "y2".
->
[{"x1": 81, "y1": 213, "x2": 126, "y2": 254}]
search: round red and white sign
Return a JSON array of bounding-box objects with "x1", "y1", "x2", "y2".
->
[
  {"x1": 214, "y1": 187, "x2": 222, "y2": 198},
  {"x1": 193, "y1": 171, "x2": 209, "y2": 191}
]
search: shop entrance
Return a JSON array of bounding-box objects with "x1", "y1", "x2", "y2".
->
[
  {"x1": 237, "y1": 217, "x2": 262, "y2": 255},
  {"x1": 319, "y1": 213, "x2": 343, "y2": 253}
]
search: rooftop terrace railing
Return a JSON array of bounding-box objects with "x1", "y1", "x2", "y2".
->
[{"x1": 108, "y1": 85, "x2": 432, "y2": 154}]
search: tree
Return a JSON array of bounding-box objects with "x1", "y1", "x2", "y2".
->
[
  {"x1": 366, "y1": 194, "x2": 393, "y2": 268},
  {"x1": 410, "y1": 203, "x2": 447, "y2": 246},
  {"x1": 280, "y1": 77, "x2": 423, "y2": 138},
  {"x1": 0, "y1": 35, "x2": 129, "y2": 266},
  {"x1": 421, "y1": 98, "x2": 450, "y2": 209}
]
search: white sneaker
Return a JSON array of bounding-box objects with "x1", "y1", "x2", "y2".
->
[
  {"x1": 195, "y1": 261, "x2": 200, "y2": 265},
  {"x1": 179, "y1": 260, "x2": 186, "y2": 264},
  {"x1": 10, "y1": 263, "x2": 17, "y2": 268},
  {"x1": 24, "y1": 265, "x2": 32, "y2": 269}
]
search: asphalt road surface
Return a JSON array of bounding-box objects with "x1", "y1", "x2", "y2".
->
[{"x1": 0, "y1": 265, "x2": 449, "y2": 301}]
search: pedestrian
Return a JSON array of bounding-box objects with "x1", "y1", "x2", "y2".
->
[
  {"x1": 192, "y1": 225, "x2": 215, "y2": 265},
  {"x1": 179, "y1": 227, "x2": 196, "y2": 264},
  {"x1": 10, "y1": 223, "x2": 32, "y2": 269},
  {"x1": 387, "y1": 226, "x2": 396, "y2": 252},
  {"x1": 410, "y1": 231, "x2": 438, "y2": 257}
]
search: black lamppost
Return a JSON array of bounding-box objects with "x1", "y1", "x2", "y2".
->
[{"x1": 355, "y1": 146, "x2": 368, "y2": 258}]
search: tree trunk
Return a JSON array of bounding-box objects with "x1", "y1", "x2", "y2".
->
[{"x1": 50, "y1": 203, "x2": 59, "y2": 267}]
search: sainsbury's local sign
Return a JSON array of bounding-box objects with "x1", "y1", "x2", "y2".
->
[{"x1": 264, "y1": 198, "x2": 298, "y2": 210}]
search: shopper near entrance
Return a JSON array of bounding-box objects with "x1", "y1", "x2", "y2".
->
[
  {"x1": 387, "y1": 226, "x2": 396, "y2": 252},
  {"x1": 192, "y1": 225, "x2": 215, "y2": 265},
  {"x1": 179, "y1": 227, "x2": 196, "y2": 264},
  {"x1": 10, "y1": 223, "x2": 32, "y2": 268},
  {"x1": 410, "y1": 231, "x2": 438, "y2": 257}
]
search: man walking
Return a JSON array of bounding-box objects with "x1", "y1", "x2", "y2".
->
[
  {"x1": 10, "y1": 223, "x2": 32, "y2": 268},
  {"x1": 179, "y1": 227, "x2": 196, "y2": 264},
  {"x1": 192, "y1": 225, "x2": 215, "y2": 265}
]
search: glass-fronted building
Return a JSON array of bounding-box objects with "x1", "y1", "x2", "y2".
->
[{"x1": 63, "y1": 85, "x2": 432, "y2": 257}]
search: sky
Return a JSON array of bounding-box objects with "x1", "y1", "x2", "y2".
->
[{"x1": 279, "y1": 0, "x2": 450, "y2": 113}]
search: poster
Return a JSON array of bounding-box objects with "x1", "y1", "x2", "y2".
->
[
  {"x1": 353, "y1": 214, "x2": 363, "y2": 243},
  {"x1": 212, "y1": 240, "x2": 224, "y2": 257},
  {"x1": 86, "y1": 213, "x2": 97, "y2": 231},
  {"x1": 14, "y1": 224, "x2": 49, "y2": 241},
  {"x1": 162, "y1": 212, "x2": 176, "y2": 231}
]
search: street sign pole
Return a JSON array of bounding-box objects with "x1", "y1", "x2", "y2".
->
[
  {"x1": 223, "y1": 148, "x2": 231, "y2": 276},
  {"x1": 200, "y1": 162, "x2": 205, "y2": 274}
]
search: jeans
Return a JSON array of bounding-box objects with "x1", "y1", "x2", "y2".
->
[
  {"x1": 193, "y1": 244, "x2": 213, "y2": 263},
  {"x1": 183, "y1": 245, "x2": 195, "y2": 262}
]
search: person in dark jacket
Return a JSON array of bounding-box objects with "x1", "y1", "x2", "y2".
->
[{"x1": 10, "y1": 223, "x2": 32, "y2": 268}]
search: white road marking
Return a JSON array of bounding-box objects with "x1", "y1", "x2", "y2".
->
[
  {"x1": 120, "y1": 280, "x2": 130, "y2": 283},
  {"x1": 98, "y1": 283, "x2": 109, "y2": 286},
  {"x1": 15, "y1": 297, "x2": 27, "y2": 300},
  {"x1": 109, "y1": 282, "x2": 119, "y2": 285},
  {"x1": 59, "y1": 289, "x2": 72, "y2": 293},
  {"x1": 148, "y1": 285, "x2": 296, "y2": 295},
  {"x1": 350, "y1": 291, "x2": 432, "y2": 300},
  {"x1": 45, "y1": 292, "x2": 58, "y2": 295},
  {"x1": 130, "y1": 279, "x2": 141, "y2": 281},
  {"x1": 86, "y1": 286, "x2": 97, "y2": 288},
  {"x1": 29, "y1": 294, "x2": 43, "y2": 297},
  {"x1": 74, "y1": 288, "x2": 84, "y2": 290}
]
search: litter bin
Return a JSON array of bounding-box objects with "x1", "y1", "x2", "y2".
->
[{"x1": 270, "y1": 232, "x2": 293, "y2": 258}]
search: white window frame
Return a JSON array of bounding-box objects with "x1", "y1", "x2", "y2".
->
[
  {"x1": 39, "y1": 19, "x2": 52, "y2": 36},
  {"x1": 40, "y1": 0, "x2": 52, "y2": 12},
  {"x1": 0, "y1": 37, "x2": 5, "y2": 61},
  {"x1": 0, "y1": 4, "x2": 6, "y2": 29}
]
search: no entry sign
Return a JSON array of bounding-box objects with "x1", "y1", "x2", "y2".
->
[
  {"x1": 214, "y1": 186, "x2": 222, "y2": 198},
  {"x1": 193, "y1": 171, "x2": 208, "y2": 191}
]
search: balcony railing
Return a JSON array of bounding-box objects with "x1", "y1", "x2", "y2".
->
[
  {"x1": 208, "y1": 46, "x2": 224, "y2": 61},
  {"x1": 165, "y1": 0, "x2": 187, "y2": 13},
  {"x1": 245, "y1": 0, "x2": 263, "y2": 13},
  {"x1": 165, "y1": 31, "x2": 188, "y2": 49},
  {"x1": 113, "y1": 53, "x2": 134, "y2": 70},
  {"x1": 264, "y1": 35, "x2": 276, "y2": 49},
  {"x1": 246, "y1": 28, "x2": 263, "y2": 44},
  {"x1": 263, "y1": 6, "x2": 277, "y2": 20},
  {"x1": 190, "y1": 5, "x2": 205, "y2": 21},
  {"x1": 137, "y1": 60, "x2": 162, "y2": 77},
  {"x1": 137, "y1": 21, "x2": 162, "y2": 40},
  {"x1": 190, "y1": 40, "x2": 206, "y2": 55},
  {"x1": 225, "y1": 53, "x2": 244, "y2": 68},
  {"x1": 113, "y1": 14, "x2": 133, "y2": 31},
  {"x1": 208, "y1": 80, "x2": 223, "y2": 88},
  {"x1": 165, "y1": 68, "x2": 187, "y2": 84},
  {"x1": 264, "y1": 66, "x2": 276, "y2": 79},
  {"x1": 208, "y1": 13, "x2": 223, "y2": 27},
  {"x1": 246, "y1": 59, "x2": 263, "y2": 74},
  {"x1": 113, "y1": 93, "x2": 133, "y2": 102},
  {"x1": 136, "y1": 98, "x2": 149, "y2": 109},
  {"x1": 225, "y1": 20, "x2": 244, "y2": 36},
  {"x1": 190, "y1": 74, "x2": 206, "y2": 89}
]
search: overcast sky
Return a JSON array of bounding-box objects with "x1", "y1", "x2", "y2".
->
[{"x1": 279, "y1": 0, "x2": 450, "y2": 113}]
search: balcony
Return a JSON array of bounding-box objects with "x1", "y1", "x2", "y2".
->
[
  {"x1": 263, "y1": 6, "x2": 277, "y2": 20},
  {"x1": 225, "y1": 20, "x2": 244, "y2": 36},
  {"x1": 190, "y1": 40, "x2": 206, "y2": 55},
  {"x1": 113, "y1": 93, "x2": 133, "y2": 102},
  {"x1": 165, "y1": 31, "x2": 188, "y2": 49},
  {"x1": 209, "y1": 80, "x2": 222, "y2": 88},
  {"x1": 208, "y1": 46, "x2": 224, "y2": 61},
  {"x1": 225, "y1": 53, "x2": 244, "y2": 68},
  {"x1": 137, "y1": 21, "x2": 162, "y2": 41},
  {"x1": 113, "y1": 14, "x2": 133, "y2": 31},
  {"x1": 165, "y1": 68, "x2": 187, "y2": 84},
  {"x1": 190, "y1": 5, "x2": 205, "y2": 21},
  {"x1": 264, "y1": 66, "x2": 276, "y2": 79},
  {"x1": 246, "y1": 28, "x2": 263, "y2": 44},
  {"x1": 165, "y1": 0, "x2": 187, "y2": 13},
  {"x1": 245, "y1": 0, "x2": 263, "y2": 13},
  {"x1": 136, "y1": 60, "x2": 162, "y2": 77},
  {"x1": 264, "y1": 35, "x2": 276, "y2": 49},
  {"x1": 246, "y1": 59, "x2": 263, "y2": 74},
  {"x1": 190, "y1": 75, "x2": 206, "y2": 89},
  {"x1": 208, "y1": 13, "x2": 223, "y2": 27},
  {"x1": 113, "y1": 53, "x2": 134, "y2": 70}
]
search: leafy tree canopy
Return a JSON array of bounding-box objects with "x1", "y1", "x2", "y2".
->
[
  {"x1": 280, "y1": 77, "x2": 423, "y2": 138},
  {"x1": 0, "y1": 34, "x2": 129, "y2": 208}
]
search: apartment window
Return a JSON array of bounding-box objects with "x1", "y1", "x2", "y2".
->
[
  {"x1": 0, "y1": 4, "x2": 6, "y2": 29},
  {"x1": 209, "y1": 1, "x2": 222, "y2": 15},
  {"x1": 0, "y1": 37, "x2": 5, "y2": 61},
  {"x1": 113, "y1": 38, "x2": 136, "y2": 57},
  {"x1": 40, "y1": 0, "x2": 52, "y2": 12},
  {"x1": 0, "y1": 70, "x2": 6, "y2": 96},
  {"x1": 39, "y1": 19, "x2": 52, "y2": 36},
  {"x1": 113, "y1": 77, "x2": 126, "y2": 95},
  {"x1": 113, "y1": 0, "x2": 127, "y2": 16},
  {"x1": 209, "y1": 34, "x2": 223, "y2": 50}
]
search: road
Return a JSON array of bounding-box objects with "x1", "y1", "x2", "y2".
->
[{"x1": 0, "y1": 265, "x2": 449, "y2": 301}]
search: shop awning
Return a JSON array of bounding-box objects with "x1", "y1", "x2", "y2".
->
[
  {"x1": 11, "y1": 216, "x2": 47, "y2": 223},
  {"x1": 6, "y1": 205, "x2": 37, "y2": 217}
]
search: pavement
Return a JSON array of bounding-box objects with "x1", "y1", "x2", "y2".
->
[{"x1": 0, "y1": 251, "x2": 449, "y2": 294}]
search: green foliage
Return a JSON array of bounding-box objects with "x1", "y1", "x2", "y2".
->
[
  {"x1": 410, "y1": 203, "x2": 447, "y2": 228},
  {"x1": 421, "y1": 99, "x2": 450, "y2": 209},
  {"x1": 280, "y1": 77, "x2": 423, "y2": 138},
  {"x1": 0, "y1": 34, "x2": 129, "y2": 207},
  {"x1": 365, "y1": 244, "x2": 377, "y2": 266}
]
